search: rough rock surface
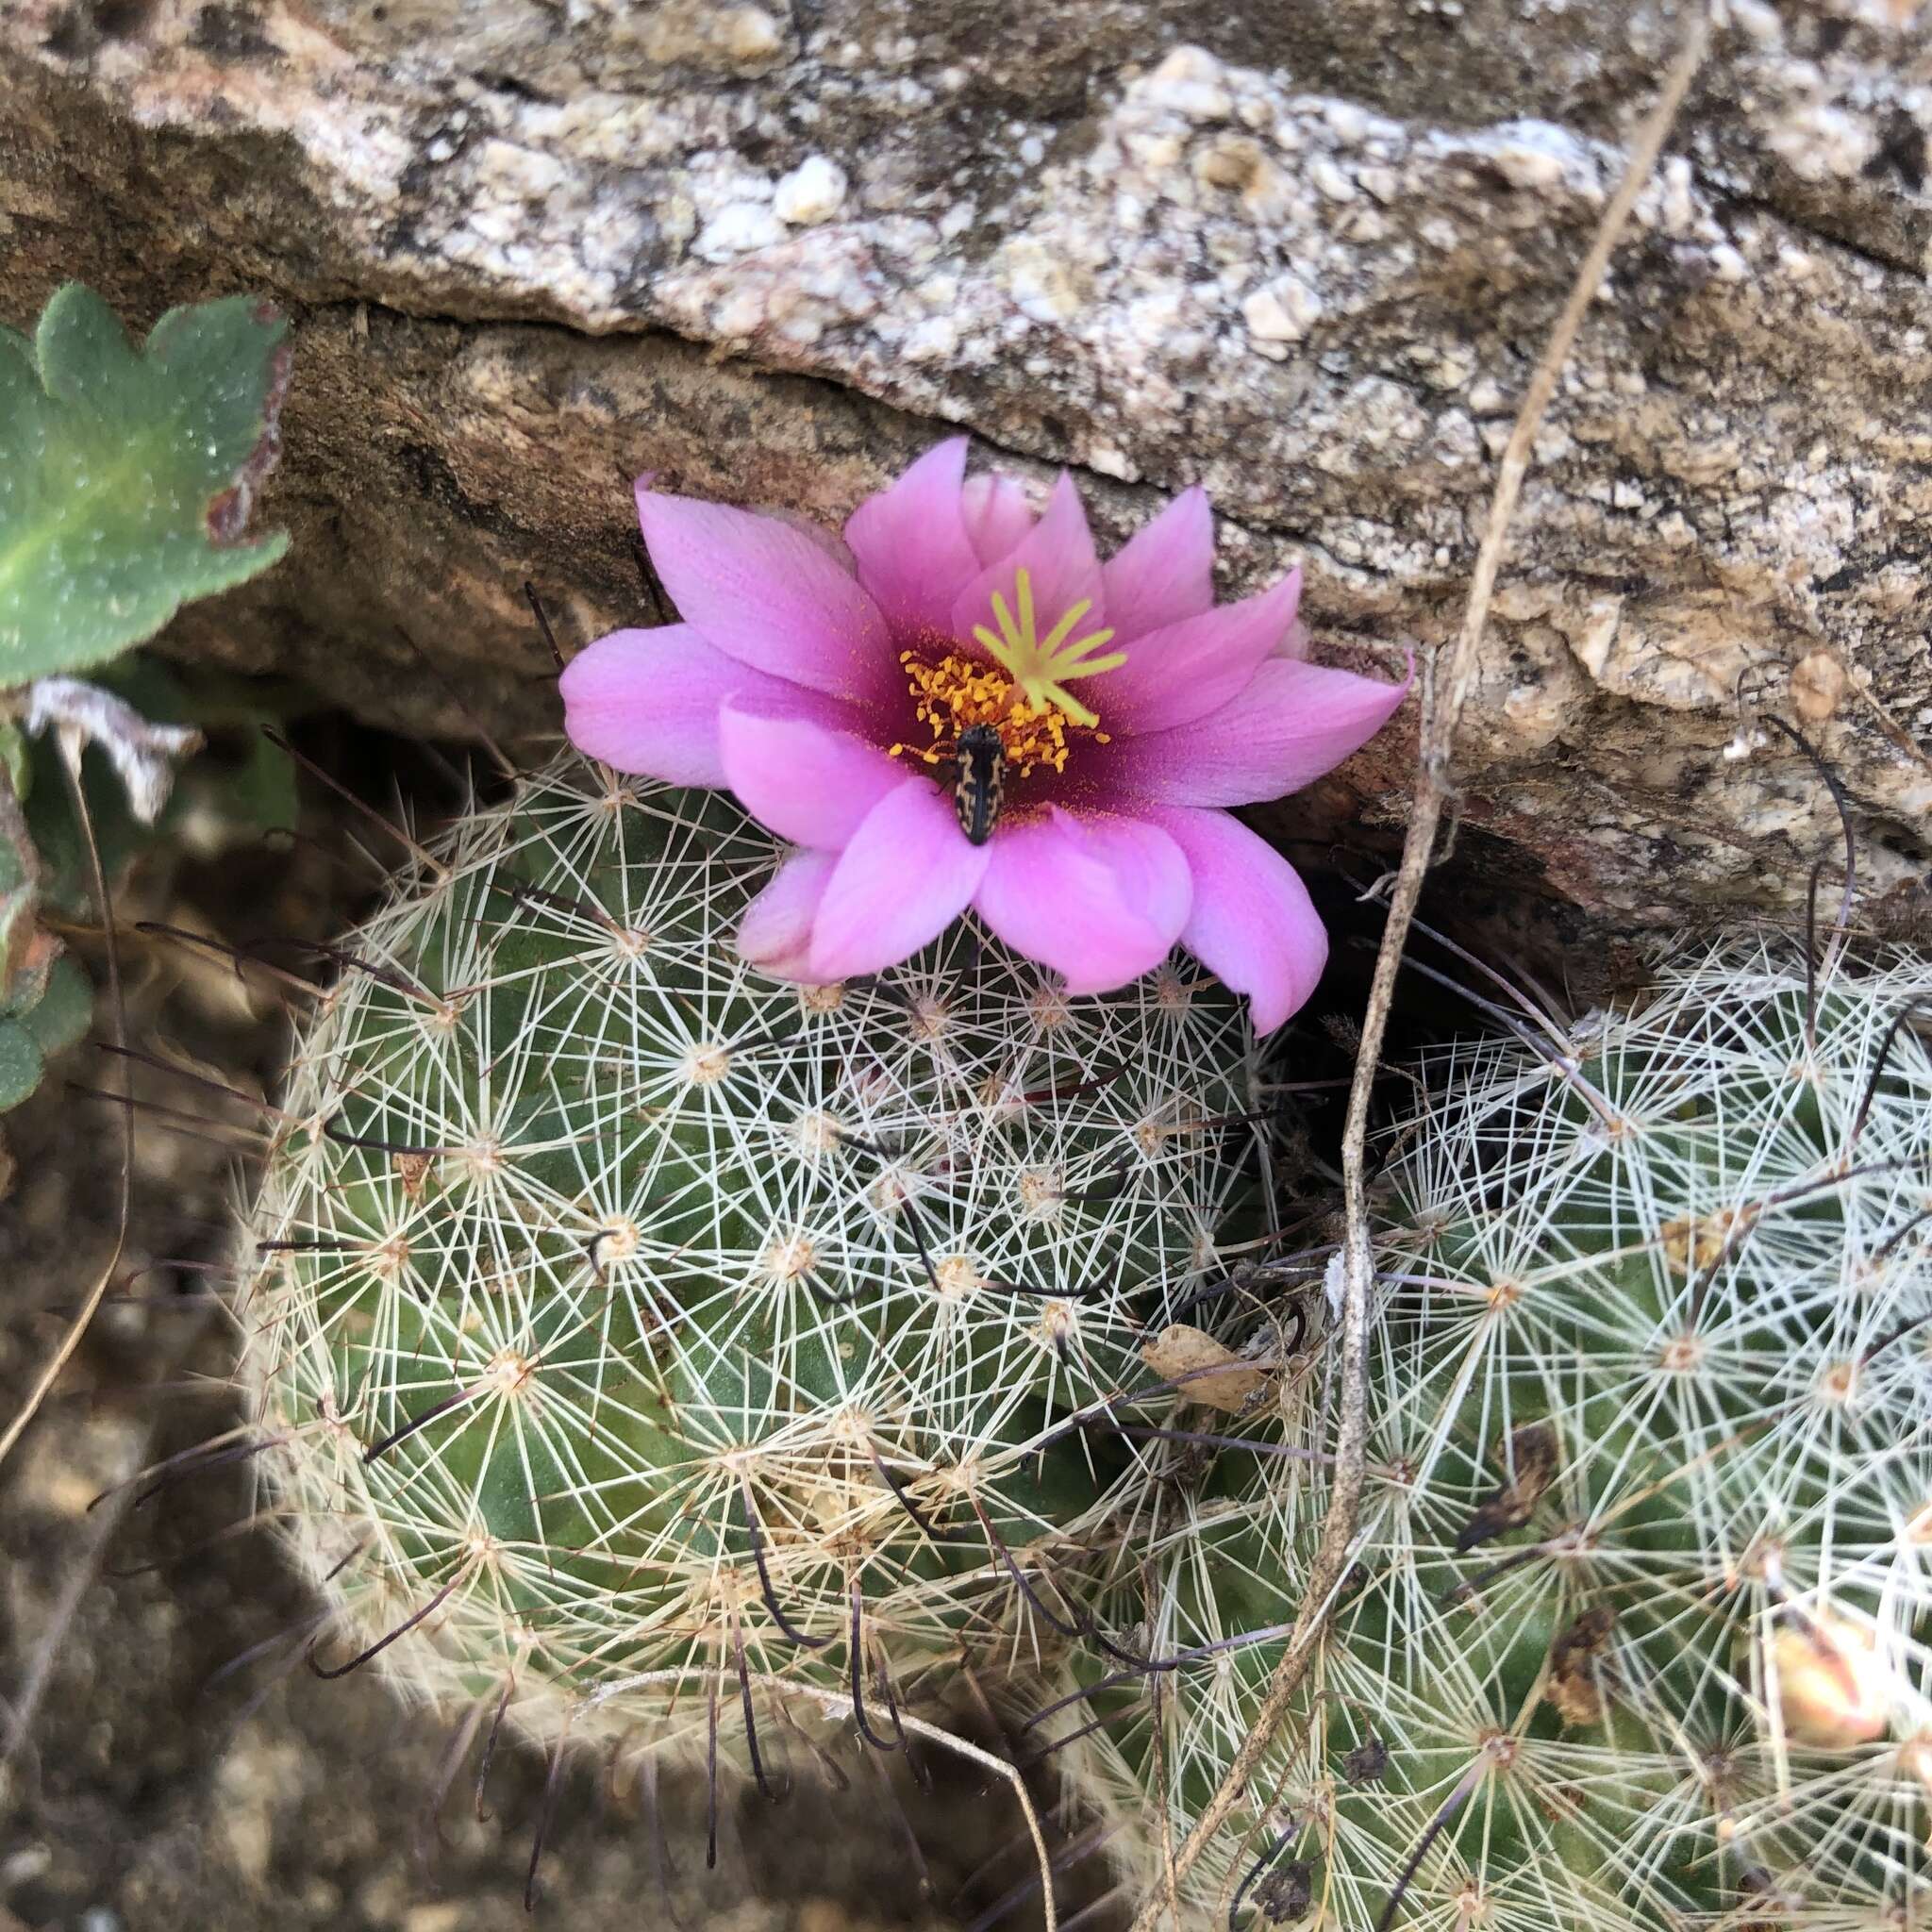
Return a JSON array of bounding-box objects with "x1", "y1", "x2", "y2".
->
[{"x1": 4, "y1": 0, "x2": 1932, "y2": 949}]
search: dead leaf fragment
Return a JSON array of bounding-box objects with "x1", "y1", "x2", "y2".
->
[
  {"x1": 1660, "y1": 1202, "x2": 1757, "y2": 1273},
  {"x1": 1547, "y1": 1606, "x2": 1618, "y2": 1726},
  {"x1": 1455, "y1": 1421, "x2": 1559, "y2": 1551},
  {"x1": 21, "y1": 677, "x2": 203, "y2": 824},
  {"x1": 1141, "y1": 1323, "x2": 1269, "y2": 1414},
  {"x1": 392, "y1": 1152, "x2": 437, "y2": 1200}
]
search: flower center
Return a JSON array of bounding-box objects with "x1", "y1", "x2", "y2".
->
[
  {"x1": 886, "y1": 569, "x2": 1123, "y2": 776},
  {"x1": 890, "y1": 653, "x2": 1084, "y2": 775}
]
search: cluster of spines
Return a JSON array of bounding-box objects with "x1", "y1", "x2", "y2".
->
[
  {"x1": 1045, "y1": 934, "x2": 1932, "y2": 1929},
  {"x1": 234, "y1": 752, "x2": 1271, "y2": 1801},
  {"x1": 229, "y1": 748, "x2": 1932, "y2": 1927}
]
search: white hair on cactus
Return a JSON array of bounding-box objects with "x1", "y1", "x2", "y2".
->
[
  {"x1": 1050, "y1": 933, "x2": 1932, "y2": 1927},
  {"x1": 235, "y1": 751, "x2": 1266, "y2": 1776}
]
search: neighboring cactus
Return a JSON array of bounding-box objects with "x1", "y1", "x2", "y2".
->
[
  {"x1": 236, "y1": 749, "x2": 1267, "y2": 1776},
  {"x1": 1055, "y1": 935, "x2": 1932, "y2": 1928}
]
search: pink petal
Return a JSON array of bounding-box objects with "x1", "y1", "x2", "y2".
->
[
  {"x1": 1108, "y1": 657, "x2": 1410, "y2": 808},
  {"x1": 950, "y1": 473, "x2": 1105, "y2": 652},
  {"x1": 739, "y1": 850, "x2": 838, "y2": 981},
  {"x1": 718, "y1": 704, "x2": 903, "y2": 850},
  {"x1": 960, "y1": 473, "x2": 1036, "y2": 566},
  {"x1": 1101, "y1": 488, "x2": 1215, "y2": 642},
  {"x1": 1147, "y1": 808, "x2": 1326, "y2": 1033},
  {"x1": 561, "y1": 625, "x2": 852, "y2": 785},
  {"x1": 974, "y1": 808, "x2": 1191, "y2": 995},
  {"x1": 636, "y1": 485, "x2": 896, "y2": 705},
  {"x1": 807, "y1": 779, "x2": 991, "y2": 979},
  {"x1": 757, "y1": 507, "x2": 861, "y2": 574},
  {"x1": 1084, "y1": 570, "x2": 1302, "y2": 736},
  {"x1": 843, "y1": 438, "x2": 982, "y2": 640}
]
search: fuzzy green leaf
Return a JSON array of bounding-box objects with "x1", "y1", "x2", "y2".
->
[
  {"x1": 16, "y1": 953, "x2": 91, "y2": 1058},
  {"x1": 0, "y1": 765, "x2": 40, "y2": 1010},
  {"x1": 0, "y1": 804, "x2": 27, "y2": 901},
  {"x1": 0, "y1": 1017, "x2": 42, "y2": 1111},
  {"x1": 0, "y1": 720, "x2": 26, "y2": 806},
  {"x1": 0, "y1": 284, "x2": 291, "y2": 687}
]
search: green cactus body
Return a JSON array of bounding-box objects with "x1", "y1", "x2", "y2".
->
[
  {"x1": 1058, "y1": 939, "x2": 1932, "y2": 1928},
  {"x1": 239, "y1": 753, "x2": 1264, "y2": 1764}
]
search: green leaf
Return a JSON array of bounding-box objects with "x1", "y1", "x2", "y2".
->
[
  {"x1": 0, "y1": 762, "x2": 40, "y2": 1008},
  {"x1": 0, "y1": 283, "x2": 292, "y2": 686},
  {"x1": 0, "y1": 1017, "x2": 42, "y2": 1112},
  {"x1": 218, "y1": 719, "x2": 301, "y2": 833},
  {"x1": 0, "y1": 799, "x2": 28, "y2": 902},
  {"x1": 16, "y1": 953, "x2": 91, "y2": 1058},
  {"x1": 0, "y1": 720, "x2": 26, "y2": 806}
]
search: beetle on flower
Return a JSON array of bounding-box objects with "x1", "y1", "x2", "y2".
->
[{"x1": 561, "y1": 440, "x2": 1408, "y2": 1032}]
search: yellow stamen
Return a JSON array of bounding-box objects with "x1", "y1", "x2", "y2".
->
[
  {"x1": 891, "y1": 649, "x2": 1093, "y2": 779},
  {"x1": 970, "y1": 567, "x2": 1124, "y2": 728}
]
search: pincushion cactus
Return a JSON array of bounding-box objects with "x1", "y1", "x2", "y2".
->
[
  {"x1": 236, "y1": 749, "x2": 1269, "y2": 1784},
  {"x1": 1054, "y1": 935, "x2": 1932, "y2": 1928},
  {"x1": 224, "y1": 437, "x2": 1412, "y2": 1886}
]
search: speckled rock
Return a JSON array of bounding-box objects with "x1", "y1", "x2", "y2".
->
[{"x1": 3, "y1": 0, "x2": 1931, "y2": 954}]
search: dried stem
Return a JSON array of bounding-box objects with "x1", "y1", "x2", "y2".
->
[{"x1": 1123, "y1": 15, "x2": 1710, "y2": 1924}]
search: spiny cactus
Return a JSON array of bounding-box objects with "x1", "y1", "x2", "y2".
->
[
  {"x1": 235, "y1": 748, "x2": 1270, "y2": 1779},
  {"x1": 1054, "y1": 934, "x2": 1932, "y2": 1929}
]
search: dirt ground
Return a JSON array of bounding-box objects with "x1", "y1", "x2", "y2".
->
[{"x1": 0, "y1": 737, "x2": 1074, "y2": 1932}]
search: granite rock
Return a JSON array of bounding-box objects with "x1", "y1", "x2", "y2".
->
[{"x1": 3, "y1": 0, "x2": 1930, "y2": 951}]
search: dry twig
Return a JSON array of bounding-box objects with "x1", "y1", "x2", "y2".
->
[{"x1": 1124, "y1": 12, "x2": 1711, "y2": 1925}]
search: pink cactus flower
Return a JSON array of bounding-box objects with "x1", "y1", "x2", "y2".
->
[{"x1": 561, "y1": 441, "x2": 1407, "y2": 1032}]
